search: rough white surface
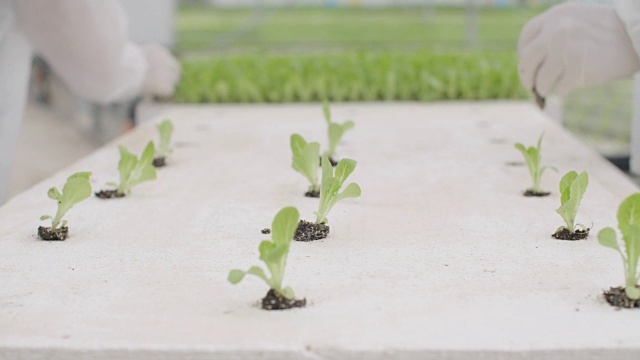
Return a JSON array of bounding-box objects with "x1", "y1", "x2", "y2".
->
[{"x1": 1, "y1": 102, "x2": 639, "y2": 359}]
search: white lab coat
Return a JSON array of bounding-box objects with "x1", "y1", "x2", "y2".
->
[{"x1": 0, "y1": 0, "x2": 150, "y2": 203}]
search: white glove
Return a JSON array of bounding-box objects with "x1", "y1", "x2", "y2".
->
[
  {"x1": 518, "y1": 3, "x2": 640, "y2": 98},
  {"x1": 140, "y1": 44, "x2": 181, "y2": 99}
]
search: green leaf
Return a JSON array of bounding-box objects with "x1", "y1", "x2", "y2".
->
[
  {"x1": 129, "y1": 164, "x2": 157, "y2": 188},
  {"x1": 513, "y1": 143, "x2": 527, "y2": 155},
  {"x1": 290, "y1": 133, "x2": 307, "y2": 153},
  {"x1": 40, "y1": 215, "x2": 51, "y2": 221},
  {"x1": 280, "y1": 286, "x2": 295, "y2": 300},
  {"x1": 117, "y1": 142, "x2": 157, "y2": 193},
  {"x1": 47, "y1": 187, "x2": 61, "y2": 200},
  {"x1": 316, "y1": 157, "x2": 360, "y2": 224},
  {"x1": 323, "y1": 102, "x2": 354, "y2": 157},
  {"x1": 555, "y1": 171, "x2": 588, "y2": 232},
  {"x1": 117, "y1": 146, "x2": 138, "y2": 191},
  {"x1": 514, "y1": 134, "x2": 550, "y2": 193},
  {"x1": 271, "y1": 207, "x2": 300, "y2": 245},
  {"x1": 68, "y1": 172, "x2": 92, "y2": 181},
  {"x1": 321, "y1": 154, "x2": 333, "y2": 186},
  {"x1": 323, "y1": 100, "x2": 331, "y2": 123},
  {"x1": 60, "y1": 175, "x2": 93, "y2": 208},
  {"x1": 49, "y1": 171, "x2": 92, "y2": 228},
  {"x1": 228, "y1": 269, "x2": 246, "y2": 284},
  {"x1": 335, "y1": 182, "x2": 362, "y2": 201},
  {"x1": 290, "y1": 134, "x2": 320, "y2": 188},
  {"x1": 617, "y1": 193, "x2": 640, "y2": 236},
  {"x1": 343, "y1": 120, "x2": 355, "y2": 131},
  {"x1": 559, "y1": 171, "x2": 578, "y2": 205},
  {"x1": 598, "y1": 227, "x2": 620, "y2": 252},
  {"x1": 140, "y1": 141, "x2": 156, "y2": 166},
  {"x1": 627, "y1": 224, "x2": 640, "y2": 259},
  {"x1": 626, "y1": 286, "x2": 640, "y2": 300},
  {"x1": 612, "y1": 194, "x2": 640, "y2": 298},
  {"x1": 536, "y1": 133, "x2": 544, "y2": 151},
  {"x1": 246, "y1": 266, "x2": 269, "y2": 284},
  {"x1": 258, "y1": 240, "x2": 276, "y2": 262},
  {"x1": 156, "y1": 119, "x2": 174, "y2": 157},
  {"x1": 334, "y1": 158, "x2": 357, "y2": 185},
  {"x1": 263, "y1": 244, "x2": 289, "y2": 264},
  {"x1": 514, "y1": 143, "x2": 534, "y2": 176}
]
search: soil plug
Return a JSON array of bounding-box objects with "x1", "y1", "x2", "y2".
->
[
  {"x1": 228, "y1": 207, "x2": 306, "y2": 310},
  {"x1": 39, "y1": 172, "x2": 92, "y2": 241},
  {"x1": 514, "y1": 134, "x2": 556, "y2": 196},
  {"x1": 599, "y1": 193, "x2": 640, "y2": 308},
  {"x1": 552, "y1": 171, "x2": 590, "y2": 240},
  {"x1": 322, "y1": 101, "x2": 354, "y2": 166},
  {"x1": 154, "y1": 119, "x2": 174, "y2": 167},
  {"x1": 290, "y1": 134, "x2": 321, "y2": 197},
  {"x1": 295, "y1": 155, "x2": 361, "y2": 242},
  {"x1": 96, "y1": 141, "x2": 157, "y2": 199}
]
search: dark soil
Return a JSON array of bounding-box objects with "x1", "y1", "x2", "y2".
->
[
  {"x1": 319, "y1": 156, "x2": 338, "y2": 167},
  {"x1": 153, "y1": 156, "x2": 166, "y2": 167},
  {"x1": 38, "y1": 226, "x2": 68, "y2": 241},
  {"x1": 603, "y1": 286, "x2": 640, "y2": 308},
  {"x1": 95, "y1": 190, "x2": 126, "y2": 199},
  {"x1": 261, "y1": 228, "x2": 271, "y2": 234},
  {"x1": 523, "y1": 190, "x2": 550, "y2": 197},
  {"x1": 261, "y1": 289, "x2": 306, "y2": 310},
  {"x1": 552, "y1": 228, "x2": 590, "y2": 241},
  {"x1": 304, "y1": 190, "x2": 320, "y2": 198},
  {"x1": 294, "y1": 220, "x2": 329, "y2": 242}
]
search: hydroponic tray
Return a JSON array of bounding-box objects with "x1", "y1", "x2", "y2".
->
[{"x1": 1, "y1": 102, "x2": 639, "y2": 360}]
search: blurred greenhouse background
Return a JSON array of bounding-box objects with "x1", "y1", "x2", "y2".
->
[
  {"x1": 19, "y1": 0, "x2": 633, "y2": 197},
  {"x1": 174, "y1": 0, "x2": 630, "y2": 159}
]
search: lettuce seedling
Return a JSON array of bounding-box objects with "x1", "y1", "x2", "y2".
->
[
  {"x1": 290, "y1": 134, "x2": 320, "y2": 196},
  {"x1": 228, "y1": 207, "x2": 303, "y2": 306},
  {"x1": 315, "y1": 155, "x2": 361, "y2": 224},
  {"x1": 323, "y1": 101, "x2": 354, "y2": 161},
  {"x1": 155, "y1": 119, "x2": 174, "y2": 160},
  {"x1": 40, "y1": 172, "x2": 92, "y2": 230},
  {"x1": 599, "y1": 193, "x2": 640, "y2": 300},
  {"x1": 106, "y1": 142, "x2": 157, "y2": 196},
  {"x1": 554, "y1": 171, "x2": 589, "y2": 237},
  {"x1": 514, "y1": 134, "x2": 555, "y2": 195}
]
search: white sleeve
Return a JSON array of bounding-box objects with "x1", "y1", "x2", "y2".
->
[
  {"x1": 614, "y1": 0, "x2": 640, "y2": 57},
  {"x1": 14, "y1": 0, "x2": 148, "y2": 104}
]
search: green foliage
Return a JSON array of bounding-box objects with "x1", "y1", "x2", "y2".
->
[
  {"x1": 323, "y1": 101, "x2": 354, "y2": 159},
  {"x1": 40, "y1": 172, "x2": 92, "y2": 229},
  {"x1": 315, "y1": 155, "x2": 361, "y2": 224},
  {"x1": 156, "y1": 119, "x2": 174, "y2": 158},
  {"x1": 176, "y1": 6, "x2": 545, "y2": 55},
  {"x1": 172, "y1": 51, "x2": 528, "y2": 104},
  {"x1": 555, "y1": 171, "x2": 589, "y2": 233},
  {"x1": 514, "y1": 134, "x2": 555, "y2": 193},
  {"x1": 112, "y1": 142, "x2": 157, "y2": 195},
  {"x1": 228, "y1": 207, "x2": 300, "y2": 300},
  {"x1": 290, "y1": 134, "x2": 320, "y2": 193},
  {"x1": 598, "y1": 193, "x2": 640, "y2": 300}
]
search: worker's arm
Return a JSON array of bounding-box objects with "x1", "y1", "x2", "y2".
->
[
  {"x1": 518, "y1": 2, "x2": 640, "y2": 98},
  {"x1": 14, "y1": 0, "x2": 180, "y2": 104},
  {"x1": 614, "y1": 0, "x2": 640, "y2": 55}
]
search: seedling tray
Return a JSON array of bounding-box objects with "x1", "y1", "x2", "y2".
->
[{"x1": 1, "y1": 102, "x2": 639, "y2": 359}]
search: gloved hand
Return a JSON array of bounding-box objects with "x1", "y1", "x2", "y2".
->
[
  {"x1": 140, "y1": 44, "x2": 181, "y2": 99},
  {"x1": 518, "y1": 3, "x2": 640, "y2": 98}
]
